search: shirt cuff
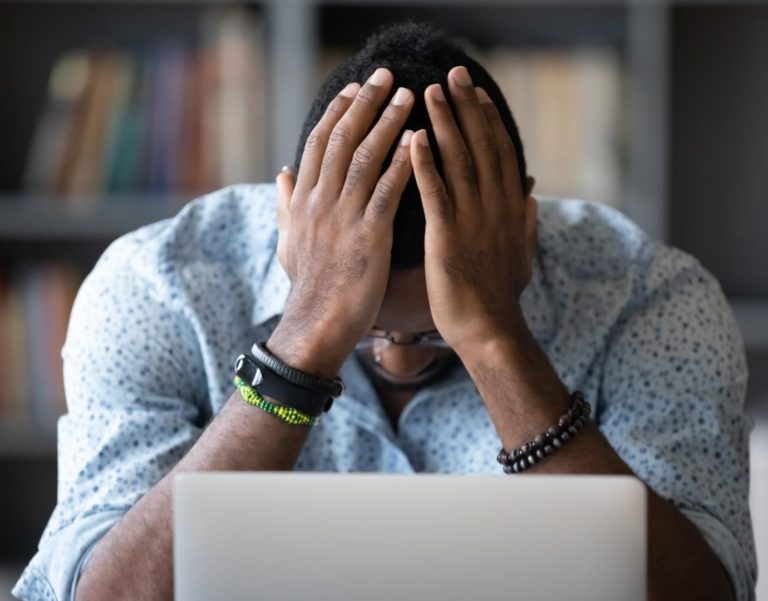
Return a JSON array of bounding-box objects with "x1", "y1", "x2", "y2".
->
[
  {"x1": 679, "y1": 507, "x2": 756, "y2": 601},
  {"x1": 12, "y1": 508, "x2": 127, "y2": 601}
]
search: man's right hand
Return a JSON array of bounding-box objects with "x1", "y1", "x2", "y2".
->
[{"x1": 268, "y1": 67, "x2": 415, "y2": 379}]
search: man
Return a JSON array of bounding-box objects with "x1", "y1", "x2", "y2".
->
[{"x1": 14, "y1": 21, "x2": 755, "y2": 601}]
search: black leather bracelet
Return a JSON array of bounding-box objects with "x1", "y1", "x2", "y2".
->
[
  {"x1": 251, "y1": 341, "x2": 344, "y2": 397},
  {"x1": 234, "y1": 342, "x2": 344, "y2": 418}
]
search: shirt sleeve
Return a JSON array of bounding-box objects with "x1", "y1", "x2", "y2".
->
[
  {"x1": 598, "y1": 243, "x2": 757, "y2": 601},
  {"x1": 13, "y1": 230, "x2": 206, "y2": 601}
]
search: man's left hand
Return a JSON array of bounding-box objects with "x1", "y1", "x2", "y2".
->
[{"x1": 409, "y1": 65, "x2": 538, "y2": 355}]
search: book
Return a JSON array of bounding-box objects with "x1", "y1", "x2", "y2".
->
[
  {"x1": 23, "y1": 52, "x2": 91, "y2": 195},
  {"x1": 59, "y1": 52, "x2": 121, "y2": 202},
  {"x1": 0, "y1": 272, "x2": 29, "y2": 422},
  {"x1": 144, "y1": 40, "x2": 187, "y2": 194},
  {"x1": 0, "y1": 264, "x2": 80, "y2": 425},
  {"x1": 23, "y1": 8, "x2": 269, "y2": 203},
  {"x1": 479, "y1": 47, "x2": 625, "y2": 208}
]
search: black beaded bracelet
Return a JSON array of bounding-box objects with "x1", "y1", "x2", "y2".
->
[{"x1": 496, "y1": 391, "x2": 592, "y2": 474}]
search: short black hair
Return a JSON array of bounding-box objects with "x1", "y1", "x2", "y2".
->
[{"x1": 294, "y1": 20, "x2": 528, "y2": 269}]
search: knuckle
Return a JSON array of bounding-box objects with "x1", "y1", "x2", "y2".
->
[
  {"x1": 452, "y1": 149, "x2": 473, "y2": 166},
  {"x1": 379, "y1": 105, "x2": 399, "y2": 124},
  {"x1": 304, "y1": 128, "x2": 325, "y2": 152},
  {"x1": 426, "y1": 183, "x2": 449, "y2": 203},
  {"x1": 328, "y1": 123, "x2": 352, "y2": 148},
  {"x1": 352, "y1": 226, "x2": 370, "y2": 249},
  {"x1": 355, "y1": 83, "x2": 378, "y2": 106},
  {"x1": 352, "y1": 143, "x2": 376, "y2": 167},
  {"x1": 373, "y1": 178, "x2": 395, "y2": 201},
  {"x1": 320, "y1": 150, "x2": 336, "y2": 173},
  {"x1": 345, "y1": 160, "x2": 369, "y2": 190},
  {"x1": 475, "y1": 132, "x2": 496, "y2": 152},
  {"x1": 329, "y1": 205, "x2": 345, "y2": 228},
  {"x1": 390, "y1": 148, "x2": 409, "y2": 168},
  {"x1": 429, "y1": 186, "x2": 453, "y2": 222},
  {"x1": 340, "y1": 180, "x2": 356, "y2": 198},
  {"x1": 459, "y1": 93, "x2": 480, "y2": 108},
  {"x1": 499, "y1": 140, "x2": 517, "y2": 157},
  {"x1": 307, "y1": 197, "x2": 324, "y2": 220},
  {"x1": 367, "y1": 178, "x2": 396, "y2": 218},
  {"x1": 452, "y1": 149, "x2": 477, "y2": 182},
  {"x1": 325, "y1": 96, "x2": 348, "y2": 116},
  {"x1": 415, "y1": 156, "x2": 435, "y2": 169}
]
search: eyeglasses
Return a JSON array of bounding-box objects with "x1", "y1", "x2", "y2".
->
[{"x1": 355, "y1": 328, "x2": 450, "y2": 350}]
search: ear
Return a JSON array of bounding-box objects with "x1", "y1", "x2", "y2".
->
[
  {"x1": 525, "y1": 175, "x2": 535, "y2": 198},
  {"x1": 276, "y1": 167, "x2": 296, "y2": 277}
]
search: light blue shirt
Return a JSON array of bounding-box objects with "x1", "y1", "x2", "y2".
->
[{"x1": 13, "y1": 184, "x2": 756, "y2": 600}]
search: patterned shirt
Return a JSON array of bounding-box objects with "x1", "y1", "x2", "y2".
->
[{"x1": 13, "y1": 184, "x2": 756, "y2": 601}]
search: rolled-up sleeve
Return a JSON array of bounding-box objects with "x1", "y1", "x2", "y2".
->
[
  {"x1": 598, "y1": 244, "x2": 757, "y2": 601},
  {"x1": 13, "y1": 229, "x2": 206, "y2": 601}
]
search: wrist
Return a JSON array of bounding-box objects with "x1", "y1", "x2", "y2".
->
[
  {"x1": 266, "y1": 320, "x2": 349, "y2": 381},
  {"x1": 450, "y1": 304, "x2": 530, "y2": 361}
]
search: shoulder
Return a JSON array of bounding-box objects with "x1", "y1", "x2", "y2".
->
[
  {"x1": 534, "y1": 195, "x2": 658, "y2": 282},
  {"x1": 533, "y1": 195, "x2": 723, "y2": 299},
  {"x1": 90, "y1": 183, "x2": 279, "y2": 305}
]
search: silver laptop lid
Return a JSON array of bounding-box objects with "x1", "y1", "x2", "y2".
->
[{"x1": 174, "y1": 472, "x2": 646, "y2": 601}]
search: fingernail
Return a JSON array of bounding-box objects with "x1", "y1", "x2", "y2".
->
[
  {"x1": 392, "y1": 87, "x2": 411, "y2": 106},
  {"x1": 400, "y1": 129, "x2": 414, "y2": 146},
  {"x1": 415, "y1": 130, "x2": 429, "y2": 147},
  {"x1": 340, "y1": 82, "x2": 359, "y2": 97},
  {"x1": 280, "y1": 165, "x2": 294, "y2": 174},
  {"x1": 368, "y1": 67, "x2": 390, "y2": 86},
  {"x1": 430, "y1": 84, "x2": 446, "y2": 102},
  {"x1": 452, "y1": 66, "x2": 472, "y2": 87},
  {"x1": 476, "y1": 87, "x2": 492, "y2": 104}
]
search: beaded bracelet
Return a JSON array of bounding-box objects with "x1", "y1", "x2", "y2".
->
[
  {"x1": 496, "y1": 391, "x2": 592, "y2": 474},
  {"x1": 233, "y1": 375, "x2": 320, "y2": 427}
]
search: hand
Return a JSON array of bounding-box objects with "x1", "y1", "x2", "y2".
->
[
  {"x1": 410, "y1": 65, "x2": 537, "y2": 354},
  {"x1": 269, "y1": 68, "x2": 415, "y2": 378}
]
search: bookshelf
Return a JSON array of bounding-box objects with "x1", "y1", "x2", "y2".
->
[{"x1": 0, "y1": 0, "x2": 766, "y2": 569}]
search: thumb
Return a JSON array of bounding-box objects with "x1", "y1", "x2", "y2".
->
[
  {"x1": 276, "y1": 166, "x2": 296, "y2": 276},
  {"x1": 276, "y1": 165, "x2": 296, "y2": 209}
]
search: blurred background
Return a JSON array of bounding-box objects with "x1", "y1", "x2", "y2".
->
[{"x1": 0, "y1": 0, "x2": 766, "y2": 598}]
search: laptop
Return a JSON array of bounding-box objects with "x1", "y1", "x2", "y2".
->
[{"x1": 174, "y1": 472, "x2": 646, "y2": 601}]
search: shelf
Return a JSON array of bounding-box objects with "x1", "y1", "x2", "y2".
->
[
  {"x1": 0, "y1": 421, "x2": 57, "y2": 458},
  {"x1": 0, "y1": 195, "x2": 186, "y2": 241}
]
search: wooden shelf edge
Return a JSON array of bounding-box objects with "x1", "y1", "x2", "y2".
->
[
  {"x1": 0, "y1": 195, "x2": 186, "y2": 240},
  {"x1": 0, "y1": 421, "x2": 57, "y2": 458}
]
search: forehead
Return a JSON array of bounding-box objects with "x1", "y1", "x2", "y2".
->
[{"x1": 375, "y1": 266, "x2": 434, "y2": 332}]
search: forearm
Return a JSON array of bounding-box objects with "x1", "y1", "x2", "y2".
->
[
  {"x1": 74, "y1": 324, "x2": 339, "y2": 601},
  {"x1": 74, "y1": 390, "x2": 311, "y2": 601},
  {"x1": 458, "y1": 321, "x2": 735, "y2": 601}
]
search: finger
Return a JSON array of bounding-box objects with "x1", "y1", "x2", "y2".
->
[
  {"x1": 423, "y1": 83, "x2": 479, "y2": 205},
  {"x1": 342, "y1": 85, "x2": 414, "y2": 211},
  {"x1": 276, "y1": 166, "x2": 296, "y2": 276},
  {"x1": 293, "y1": 82, "x2": 360, "y2": 199},
  {"x1": 318, "y1": 67, "x2": 394, "y2": 198},
  {"x1": 410, "y1": 129, "x2": 453, "y2": 225},
  {"x1": 447, "y1": 66, "x2": 502, "y2": 196},
  {"x1": 365, "y1": 129, "x2": 414, "y2": 223},
  {"x1": 475, "y1": 86, "x2": 523, "y2": 200}
]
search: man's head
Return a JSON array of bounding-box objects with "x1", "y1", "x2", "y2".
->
[
  {"x1": 294, "y1": 20, "x2": 531, "y2": 270},
  {"x1": 288, "y1": 21, "x2": 535, "y2": 387}
]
